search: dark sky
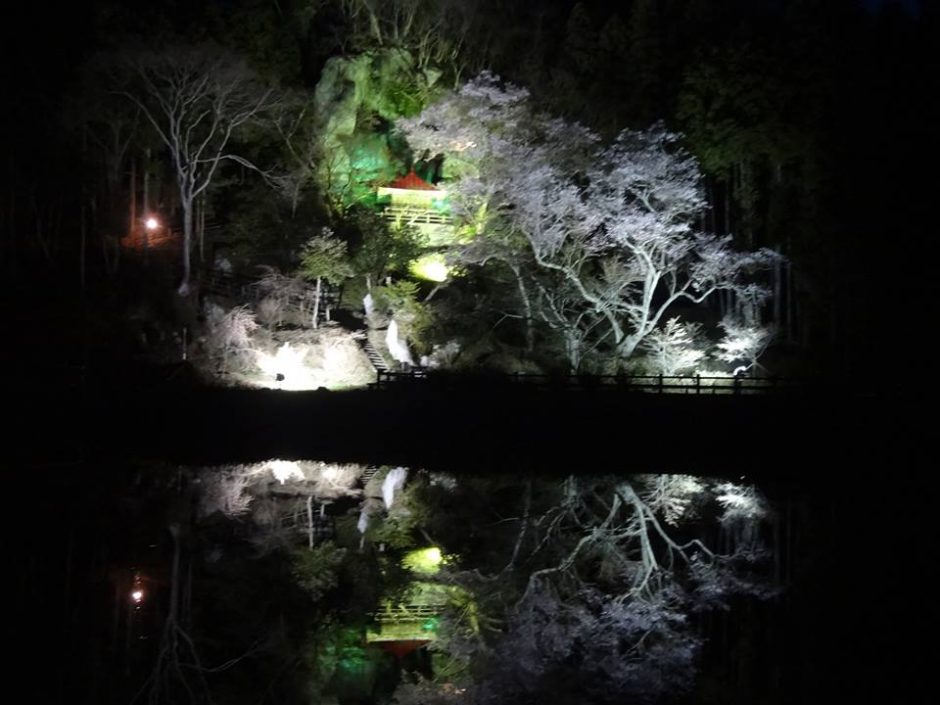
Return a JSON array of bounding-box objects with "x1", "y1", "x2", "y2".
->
[{"x1": 862, "y1": 0, "x2": 921, "y2": 13}]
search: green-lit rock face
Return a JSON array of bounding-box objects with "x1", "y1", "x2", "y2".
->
[
  {"x1": 312, "y1": 49, "x2": 441, "y2": 209},
  {"x1": 340, "y1": 132, "x2": 399, "y2": 208}
]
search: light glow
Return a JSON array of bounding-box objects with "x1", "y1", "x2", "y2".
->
[
  {"x1": 266, "y1": 460, "x2": 305, "y2": 484},
  {"x1": 255, "y1": 343, "x2": 317, "y2": 390},
  {"x1": 402, "y1": 546, "x2": 444, "y2": 575},
  {"x1": 144, "y1": 217, "x2": 159, "y2": 231},
  {"x1": 131, "y1": 589, "x2": 144, "y2": 603},
  {"x1": 410, "y1": 253, "x2": 450, "y2": 282}
]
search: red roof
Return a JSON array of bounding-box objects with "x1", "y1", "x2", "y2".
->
[{"x1": 388, "y1": 170, "x2": 437, "y2": 190}]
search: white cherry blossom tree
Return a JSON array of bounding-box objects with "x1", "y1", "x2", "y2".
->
[{"x1": 400, "y1": 74, "x2": 781, "y2": 370}]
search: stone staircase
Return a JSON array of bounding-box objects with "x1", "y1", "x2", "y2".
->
[{"x1": 361, "y1": 338, "x2": 390, "y2": 373}]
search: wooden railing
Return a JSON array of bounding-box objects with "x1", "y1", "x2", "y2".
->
[
  {"x1": 382, "y1": 205, "x2": 453, "y2": 226},
  {"x1": 371, "y1": 369, "x2": 805, "y2": 395}
]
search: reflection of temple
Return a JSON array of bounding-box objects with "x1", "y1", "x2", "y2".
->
[
  {"x1": 412, "y1": 150, "x2": 444, "y2": 185},
  {"x1": 377, "y1": 170, "x2": 453, "y2": 246},
  {"x1": 366, "y1": 551, "x2": 447, "y2": 659},
  {"x1": 366, "y1": 602, "x2": 441, "y2": 658}
]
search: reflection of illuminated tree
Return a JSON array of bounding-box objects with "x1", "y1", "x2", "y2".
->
[
  {"x1": 398, "y1": 474, "x2": 773, "y2": 705},
  {"x1": 187, "y1": 466, "x2": 772, "y2": 704}
]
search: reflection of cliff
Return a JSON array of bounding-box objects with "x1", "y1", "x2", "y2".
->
[{"x1": 312, "y1": 49, "x2": 441, "y2": 209}]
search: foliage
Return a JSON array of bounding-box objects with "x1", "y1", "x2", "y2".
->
[
  {"x1": 291, "y1": 541, "x2": 347, "y2": 602},
  {"x1": 716, "y1": 317, "x2": 775, "y2": 374},
  {"x1": 484, "y1": 582, "x2": 699, "y2": 705},
  {"x1": 375, "y1": 279, "x2": 433, "y2": 350},
  {"x1": 640, "y1": 317, "x2": 707, "y2": 376},
  {"x1": 400, "y1": 73, "x2": 781, "y2": 370},
  {"x1": 384, "y1": 70, "x2": 434, "y2": 118},
  {"x1": 298, "y1": 229, "x2": 354, "y2": 285},
  {"x1": 351, "y1": 212, "x2": 426, "y2": 289},
  {"x1": 227, "y1": 182, "x2": 321, "y2": 266},
  {"x1": 185, "y1": 458, "x2": 774, "y2": 705},
  {"x1": 385, "y1": 473, "x2": 773, "y2": 705},
  {"x1": 196, "y1": 466, "x2": 257, "y2": 518},
  {"x1": 365, "y1": 476, "x2": 427, "y2": 550},
  {"x1": 203, "y1": 302, "x2": 259, "y2": 372}
]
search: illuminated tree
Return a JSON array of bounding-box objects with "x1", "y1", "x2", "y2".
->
[
  {"x1": 640, "y1": 316, "x2": 707, "y2": 376},
  {"x1": 298, "y1": 229, "x2": 354, "y2": 328},
  {"x1": 400, "y1": 74, "x2": 781, "y2": 370},
  {"x1": 203, "y1": 302, "x2": 259, "y2": 374},
  {"x1": 113, "y1": 42, "x2": 282, "y2": 294},
  {"x1": 351, "y1": 213, "x2": 424, "y2": 292},
  {"x1": 374, "y1": 279, "x2": 433, "y2": 355},
  {"x1": 716, "y1": 317, "x2": 775, "y2": 374}
]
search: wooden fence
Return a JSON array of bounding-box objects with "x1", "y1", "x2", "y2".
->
[{"x1": 371, "y1": 369, "x2": 805, "y2": 395}]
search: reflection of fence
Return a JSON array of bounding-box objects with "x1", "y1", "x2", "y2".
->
[
  {"x1": 367, "y1": 603, "x2": 443, "y2": 643},
  {"x1": 373, "y1": 604, "x2": 442, "y2": 625},
  {"x1": 371, "y1": 370, "x2": 805, "y2": 395}
]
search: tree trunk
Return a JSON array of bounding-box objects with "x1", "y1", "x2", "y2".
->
[
  {"x1": 620, "y1": 335, "x2": 640, "y2": 361},
  {"x1": 566, "y1": 331, "x2": 581, "y2": 373},
  {"x1": 179, "y1": 197, "x2": 193, "y2": 295},
  {"x1": 129, "y1": 157, "x2": 136, "y2": 241},
  {"x1": 306, "y1": 495, "x2": 315, "y2": 549},
  {"x1": 313, "y1": 277, "x2": 322, "y2": 329},
  {"x1": 773, "y1": 257, "x2": 783, "y2": 331},
  {"x1": 740, "y1": 160, "x2": 753, "y2": 248},
  {"x1": 80, "y1": 199, "x2": 87, "y2": 293},
  {"x1": 510, "y1": 264, "x2": 535, "y2": 353},
  {"x1": 724, "y1": 168, "x2": 732, "y2": 235},
  {"x1": 786, "y1": 261, "x2": 796, "y2": 344},
  {"x1": 143, "y1": 148, "x2": 150, "y2": 217},
  {"x1": 168, "y1": 524, "x2": 181, "y2": 623},
  {"x1": 197, "y1": 195, "x2": 206, "y2": 265}
]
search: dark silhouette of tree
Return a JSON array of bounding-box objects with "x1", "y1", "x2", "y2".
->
[{"x1": 112, "y1": 42, "x2": 282, "y2": 294}]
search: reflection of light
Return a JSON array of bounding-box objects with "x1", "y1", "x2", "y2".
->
[
  {"x1": 266, "y1": 460, "x2": 304, "y2": 484},
  {"x1": 410, "y1": 253, "x2": 450, "y2": 282},
  {"x1": 131, "y1": 590, "x2": 144, "y2": 603},
  {"x1": 145, "y1": 217, "x2": 159, "y2": 231},
  {"x1": 255, "y1": 343, "x2": 317, "y2": 390}
]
